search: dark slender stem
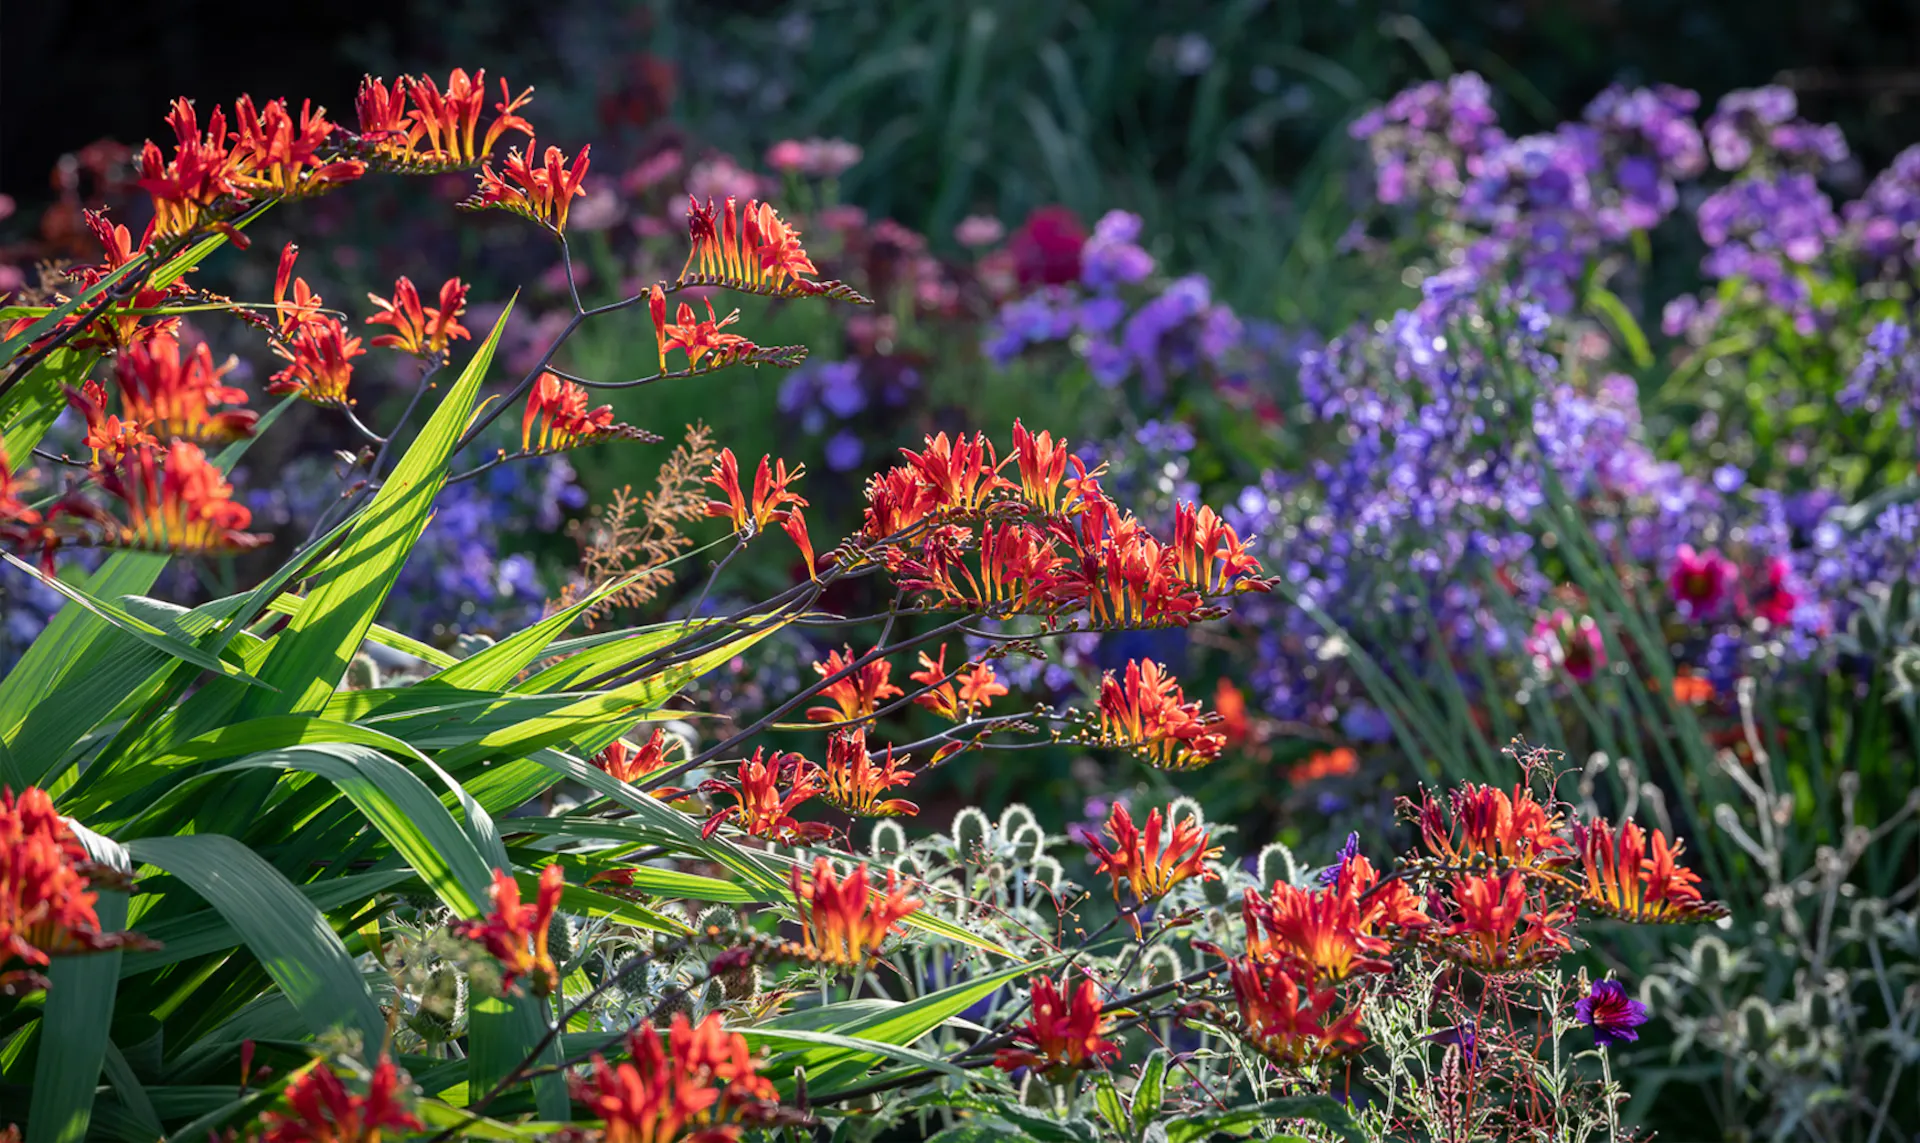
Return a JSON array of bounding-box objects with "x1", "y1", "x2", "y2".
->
[
  {"x1": 30, "y1": 448, "x2": 89, "y2": 469},
  {"x1": 367, "y1": 362, "x2": 442, "y2": 480}
]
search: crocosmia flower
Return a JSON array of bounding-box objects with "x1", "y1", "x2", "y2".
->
[
  {"x1": 464, "y1": 137, "x2": 590, "y2": 232},
  {"x1": 1091, "y1": 658, "x2": 1226, "y2": 771},
  {"x1": 95, "y1": 333, "x2": 258, "y2": 450},
  {"x1": 803, "y1": 645, "x2": 901, "y2": 724},
  {"x1": 1574, "y1": 818, "x2": 1728, "y2": 924},
  {"x1": 592, "y1": 727, "x2": 683, "y2": 798},
  {"x1": 908, "y1": 646, "x2": 1007, "y2": 721},
  {"x1": 255, "y1": 1056, "x2": 420, "y2": 1143},
  {"x1": 1415, "y1": 782, "x2": 1572, "y2": 873},
  {"x1": 790, "y1": 858, "x2": 921, "y2": 967},
  {"x1": 568, "y1": 1013, "x2": 777, "y2": 1143},
  {"x1": 228, "y1": 96, "x2": 366, "y2": 199},
  {"x1": 1576, "y1": 978, "x2": 1650, "y2": 1047},
  {"x1": 1432, "y1": 870, "x2": 1572, "y2": 972},
  {"x1": 820, "y1": 727, "x2": 918, "y2": 818},
  {"x1": 137, "y1": 98, "x2": 244, "y2": 241},
  {"x1": 521, "y1": 372, "x2": 652, "y2": 452},
  {"x1": 1668, "y1": 544, "x2": 1736, "y2": 618},
  {"x1": 366, "y1": 276, "x2": 471, "y2": 358},
  {"x1": 699, "y1": 749, "x2": 831, "y2": 845},
  {"x1": 357, "y1": 69, "x2": 533, "y2": 171},
  {"x1": 95, "y1": 441, "x2": 269, "y2": 556},
  {"x1": 0, "y1": 786, "x2": 156, "y2": 995},
  {"x1": 680, "y1": 196, "x2": 822, "y2": 295},
  {"x1": 453, "y1": 865, "x2": 564, "y2": 997},
  {"x1": 993, "y1": 974, "x2": 1119, "y2": 1077},
  {"x1": 1082, "y1": 804, "x2": 1220, "y2": 927},
  {"x1": 1223, "y1": 955, "x2": 1365, "y2": 1068}
]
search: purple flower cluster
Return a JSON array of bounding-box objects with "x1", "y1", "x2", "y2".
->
[
  {"x1": 1348, "y1": 73, "x2": 1505, "y2": 206},
  {"x1": 1703, "y1": 86, "x2": 1848, "y2": 174},
  {"x1": 776, "y1": 358, "x2": 922, "y2": 472},
  {"x1": 1839, "y1": 320, "x2": 1920, "y2": 429},
  {"x1": 1845, "y1": 144, "x2": 1920, "y2": 271},
  {"x1": 1694, "y1": 173, "x2": 1838, "y2": 330}
]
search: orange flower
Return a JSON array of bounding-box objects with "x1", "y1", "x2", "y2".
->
[
  {"x1": 465, "y1": 137, "x2": 591, "y2": 232},
  {"x1": 10, "y1": 212, "x2": 192, "y2": 351},
  {"x1": 1170, "y1": 502, "x2": 1266, "y2": 595},
  {"x1": 1010, "y1": 419, "x2": 1099, "y2": 516},
  {"x1": 453, "y1": 865, "x2": 564, "y2": 997},
  {"x1": 1574, "y1": 818, "x2": 1727, "y2": 924},
  {"x1": 366, "y1": 276, "x2": 471, "y2": 358},
  {"x1": 1093, "y1": 658, "x2": 1225, "y2": 771},
  {"x1": 860, "y1": 465, "x2": 939, "y2": 541},
  {"x1": 1289, "y1": 747, "x2": 1358, "y2": 785},
  {"x1": 680, "y1": 196, "x2": 821, "y2": 294},
  {"x1": 95, "y1": 441, "x2": 268, "y2": 556},
  {"x1": 1050, "y1": 505, "x2": 1206, "y2": 628},
  {"x1": 273, "y1": 243, "x2": 327, "y2": 336},
  {"x1": 136, "y1": 98, "x2": 244, "y2": 241},
  {"x1": 780, "y1": 508, "x2": 816, "y2": 580},
  {"x1": 1244, "y1": 880, "x2": 1390, "y2": 986},
  {"x1": 1671, "y1": 672, "x2": 1714, "y2": 705},
  {"x1": 790, "y1": 858, "x2": 921, "y2": 967},
  {"x1": 1, "y1": 786, "x2": 156, "y2": 995},
  {"x1": 569, "y1": 1013, "x2": 777, "y2": 1143},
  {"x1": 256, "y1": 1055, "x2": 420, "y2": 1143},
  {"x1": 803, "y1": 645, "x2": 903, "y2": 724},
  {"x1": 653, "y1": 297, "x2": 760, "y2": 373},
  {"x1": 357, "y1": 70, "x2": 534, "y2": 170},
  {"x1": 899, "y1": 432, "x2": 1013, "y2": 515},
  {"x1": 1222, "y1": 955, "x2": 1365, "y2": 1068},
  {"x1": 1432, "y1": 871, "x2": 1572, "y2": 972},
  {"x1": 592, "y1": 727, "x2": 683, "y2": 798},
  {"x1": 66, "y1": 381, "x2": 155, "y2": 464},
  {"x1": 820, "y1": 728, "x2": 917, "y2": 818},
  {"x1": 1213, "y1": 678, "x2": 1252, "y2": 748},
  {"x1": 908, "y1": 646, "x2": 1007, "y2": 721},
  {"x1": 229, "y1": 96, "x2": 366, "y2": 199},
  {"x1": 1415, "y1": 782, "x2": 1573, "y2": 874},
  {"x1": 699, "y1": 749, "x2": 831, "y2": 845},
  {"x1": 520, "y1": 372, "x2": 651, "y2": 452},
  {"x1": 1083, "y1": 804, "x2": 1221, "y2": 925},
  {"x1": 98, "y1": 333, "x2": 257, "y2": 449},
  {"x1": 268, "y1": 317, "x2": 365, "y2": 407},
  {"x1": 992, "y1": 975, "x2": 1120, "y2": 1077},
  {"x1": 705, "y1": 449, "x2": 808, "y2": 534}
]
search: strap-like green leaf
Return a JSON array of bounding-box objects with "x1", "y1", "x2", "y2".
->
[
  {"x1": 125, "y1": 834, "x2": 386, "y2": 1049},
  {"x1": 121, "y1": 868, "x2": 412, "y2": 976}
]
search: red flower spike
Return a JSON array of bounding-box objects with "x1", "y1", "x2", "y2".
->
[
  {"x1": 453, "y1": 865, "x2": 565, "y2": 997},
  {"x1": 790, "y1": 858, "x2": 922, "y2": 967},
  {"x1": 699, "y1": 749, "x2": 831, "y2": 845},
  {"x1": 657, "y1": 298, "x2": 759, "y2": 372},
  {"x1": 705, "y1": 448, "x2": 809, "y2": 536},
  {"x1": 569, "y1": 1013, "x2": 777, "y2": 1143},
  {"x1": 861, "y1": 465, "x2": 940, "y2": 542},
  {"x1": 255, "y1": 1055, "x2": 421, "y2": 1143},
  {"x1": 0, "y1": 786, "x2": 158, "y2": 994},
  {"x1": 1085, "y1": 805, "x2": 1221, "y2": 921},
  {"x1": 1009, "y1": 419, "x2": 1104, "y2": 517},
  {"x1": 273, "y1": 244, "x2": 326, "y2": 336},
  {"x1": 229, "y1": 96, "x2": 366, "y2": 199},
  {"x1": 104, "y1": 333, "x2": 257, "y2": 449},
  {"x1": 464, "y1": 137, "x2": 591, "y2": 232},
  {"x1": 821, "y1": 727, "x2": 917, "y2": 818},
  {"x1": 1243, "y1": 852, "x2": 1426, "y2": 986},
  {"x1": 1050, "y1": 505, "x2": 1208, "y2": 628},
  {"x1": 1574, "y1": 818, "x2": 1728, "y2": 924},
  {"x1": 1170, "y1": 502, "x2": 1266, "y2": 595},
  {"x1": 781, "y1": 507, "x2": 817, "y2": 580},
  {"x1": 137, "y1": 98, "x2": 245, "y2": 242},
  {"x1": 358, "y1": 70, "x2": 534, "y2": 171},
  {"x1": 366, "y1": 276, "x2": 471, "y2": 358},
  {"x1": 899, "y1": 432, "x2": 1013, "y2": 515},
  {"x1": 1223, "y1": 955, "x2": 1365, "y2": 1068},
  {"x1": 1416, "y1": 782, "x2": 1573, "y2": 874},
  {"x1": 269, "y1": 317, "x2": 365, "y2": 407},
  {"x1": 1433, "y1": 870, "x2": 1573, "y2": 972},
  {"x1": 520, "y1": 372, "x2": 652, "y2": 453},
  {"x1": 908, "y1": 646, "x2": 1007, "y2": 721},
  {"x1": 592, "y1": 727, "x2": 683, "y2": 799},
  {"x1": 94, "y1": 441, "x2": 268, "y2": 556},
  {"x1": 1093, "y1": 658, "x2": 1226, "y2": 771},
  {"x1": 804, "y1": 645, "x2": 903, "y2": 724},
  {"x1": 67, "y1": 380, "x2": 154, "y2": 464},
  {"x1": 993, "y1": 975, "x2": 1120, "y2": 1077},
  {"x1": 680, "y1": 196, "x2": 823, "y2": 295}
]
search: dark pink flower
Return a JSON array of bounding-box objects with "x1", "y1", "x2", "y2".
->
[
  {"x1": 1008, "y1": 206, "x2": 1085, "y2": 286},
  {"x1": 1668, "y1": 544, "x2": 1736, "y2": 618}
]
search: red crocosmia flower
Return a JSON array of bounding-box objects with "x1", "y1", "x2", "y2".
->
[
  {"x1": 465, "y1": 137, "x2": 590, "y2": 232},
  {"x1": 1243, "y1": 851, "x2": 1426, "y2": 986},
  {"x1": 67, "y1": 380, "x2": 155, "y2": 464},
  {"x1": 1415, "y1": 782, "x2": 1573, "y2": 873},
  {"x1": 454, "y1": 865, "x2": 565, "y2": 997},
  {"x1": 95, "y1": 441, "x2": 268, "y2": 556},
  {"x1": 821, "y1": 727, "x2": 917, "y2": 818},
  {"x1": 892, "y1": 521, "x2": 1067, "y2": 613},
  {"x1": 803, "y1": 645, "x2": 902, "y2": 723},
  {"x1": 103, "y1": 333, "x2": 257, "y2": 448},
  {"x1": 705, "y1": 448, "x2": 808, "y2": 534},
  {"x1": 1010, "y1": 419, "x2": 1100, "y2": 516},
  {"x1": 699, "y1": 749, "x2": 831, "y2": 845},
  {"x1": 861, "y1": 465, "x2": 940, "y2": 542},
  {"x1": 897, "y1": 432, "x2": 1012, "y2": 515},
  {"x1": 1083, "y1": 804, "x2": 1221, "y2": 928},
  {"x1": 1288, "y1": 746, "x2": 1358, "y2": 784},
  {"x1": 255, "y1": 1055, "x2": 421, "y2": 1143},
  {"x1": 0, "y1": 786, "x2": 157, "y2": 995},
  {"x1": 1050, "y1": 505, "x2": 1206, "y2": 628},
  {"x1": 7, "y1": 212, "x2": 193, "y2": 352},
  {"x1": 137, "y1": 98, "x2": 244, "y2": 242},
  {"x1": 272, "y1": 244, "x2": 327, "y2": 336},
  {"x1": 1007, "y1": 206, "x2": 1086, "y2": 287},
  {"x1": 680, "y1": 196, "x2": 821, "y2": 294},
  {"x1": 568, "y1": 1013, "x2": 777, "y2": 1143},
  {"x1": 0, "y1": 454, "x2": 44, "y2": 542},
  {"x1": 1668, "y1": 543, "x2": 1736, "y2": 619},
  {"x1": 1222, "y1": 955, "x2": 1365, "y2": 1067},
  {"x1": 1093, "y1": 658, "x2": 1226, "y2": 771},
  {"x1": 655, "y1": 298, "x2": 759, "y2": 372},
  {"x1": 1574, "y1": 818, "x2": 1728, "y2": 924},
  {"x1": 229, "y1": 96, "x2": 366, "y2": 199},
  {"x1": 592, "y1": 727, "x2": 683, "y2": 798},
  {"x1": 780, "y1": 508, "x2": 816, "y2": 580},
  {"x1": 790, "y1": 858, "x2": 921, "y2": 967},
  {"x1": 521, "y1": 372, "x2": 649, "y2": 452},
  {"x1": 366, "y1": 276, "x2": 471, "y2": 358},
  {"x1": 993, "y1": 975, "x2": 1119, "y2": 1077},
  {"x1": 908, "y1": 646, "x2": 1007, "y2": 721},
  {"x1": 1170, "y1": 502, "x2": 1266, "y2": 594},
  {"x1": 357, "y1": 70, "x2": 534, "y2": 170},
  {"x1": 269, "y1": 317, "x2": 365, "y2": 407},
  {"x1": 1433, "y1": 871, "x2": 1572, "y2": 972}
]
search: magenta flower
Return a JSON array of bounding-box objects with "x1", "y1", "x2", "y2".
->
[
  {"x1": 1527, "y1": 609, "x2": 1606, "y2": 682},
  {"x1": 1668, "y1": 544, "x2": 1736, "y2": 618},
  {"x1": 1575, "y1": 979, "x2": 1649, "y2": 1047}
]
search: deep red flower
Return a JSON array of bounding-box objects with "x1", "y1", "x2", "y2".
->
[
  {"x1": 569, "y1": 1013, "x2": 777, "y2": 1143},
  {"x1": 1751, "y1": 555, "x2": 1802, "y2": 626},
  {"x1": 96, "y1": 332, "x2": 257, "y2": 450},
  {"x1": 1170, "y1": 502, "x2": 1266, "y2": 595},
  {"x1": 993, "y1": 975, "x2": 1119, "y2": 1076},
  {"x1": 1574, "y1": 818, "x2": 1727, "y2": 924},
  {"x1": 804, "y1": 645, "x2": 903, "y2": 724},
  {"x1": 706, "y1": 448, "x2": 808, "y2": 535},
  {"x1": 453, "y1": 865, "x2": 564, "y2": 997},
  {"x1": 699, "y1": 750, "x2": 831, "y2": 845},
  {"x1": 897, "y1": 431, "x2": 1012, "y2": 515},
  {"x1": 861, "y1": 465, "x2": 940, "y2": 542},
  {"x1": 680, "y1": 196, "x2": 821, "y2": 294},
  {"x1": 256, "y1": 1056, "x2": 420, "y2": 1143},
  {"x1": 94, "y1": 441, "x2": 268, "y2": 555},
  {"x1": 790, "y1": 858, "x2": 921, "y2": 967},
  {"x1": 1083, "y1": 804, "x2": 1220, "y2": 925},
  {"x1": 1093, "y1": 658, "x2": 1225, "y2": 770},
  {"x1": 366, "y1": 276, "x2": 471, "y2": 357},
  {"x1": 821, "y1": 727, "x2": 917, "y2": 818},
  {"x1": 1222, "y1": 955, "x2": 1365, "y2": 1068},
  {"x1": 0, "y1": 786, "x2": 157, "y2": 995},
  {"x1": 137, "y1": 98, "x2": 245, "y2": 241},
  {"x1": 1668, "y1": 543, "x2": 1736, "y2": 618},
  {"x1": 465, "y1": 137, "x2": 590, "y2": 231},
  {"x1": 269, "y1": 318, "x2": 365, "y2": 407},
  {"x1": 1432, "y1": 870, "x2": 1572, "y2": 972},
  {"x1": 1007, "y1": 206, "x2": 1086, "y2": 287},
  {"x1": 891, "y1": 520, "x2": 1067, "y2": 613}
]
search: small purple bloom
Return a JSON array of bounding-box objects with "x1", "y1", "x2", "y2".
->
[
  {"x1": 1575, "y1": 979, "x2": 1649, "y2": 1047},
  {"x1": 1317, "y1": 831, "x2": 1362, "y2": 886}
]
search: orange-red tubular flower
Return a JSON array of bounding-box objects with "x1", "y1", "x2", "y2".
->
[
  {"x1": 656, "y1": 299, "x2": 759, "y2": 372},
  {"x1": 699, "y1": 750, "x2": 831, "y2": 845},
  {"x1": 1243, "y1": 853, "x2": 1426, "y2": 985},
  {"x1": 1416, "y1": 782, "x2": 1573, "y2": 874},
  {"x1": 0, "y1": 786, "x2": 157, "y2": 995},
  {"x1": 908, "y1": 646, "x2": 1007, "y2": 721},
  {"x1": 137, "y1": 98, "x2": 244, "y2": 242},
  {"x1": 366, "y1": 276, "x2": 471, "y2": 357},
  {"x1": 1574, "y1": 818, "x2": 1728, "y2": 924},
  {"x1": 256, "y1": 1055, "x2": 422, "y2": 1143},
  {"x1": 899, "y1": 432, "x2": 1013, "y2": 515},
  {"x1": 357, "y1": 70, "x2": 534, "y2": 171},
  {"x1": 229, "y1": 96, "x2": 366, "y2": 199},
  {"x1": 592, "y1": 727, "x2": 683, "y2": 798},
  {"x1": 1223, "y1": 955, "x2": 1365, "y2": 1069},
  {"x1": 1171, "y1": 502, "x2": 1267, "y2": 595},
  {"x1": 790, "y1": 858, "x2": 922, "y2": 967},
  {"x1": 95, "y1": 441, "x2": 268, "y2": 556},
  {"x1": 464, "y1": 137, "x2": 590, "y2": 232},
  {"x1": 993, "y1": 975, "x2": 1120, "y2": 1078},
  {"x1": 454, "y1": 865, "x2": 565, "y2": 997},
  {"x1": 1010, "y1": 419, "x2": 1098, "y2": 517},
  {"x1": 705, "y1": 449, "x2": 808, "y2": 534},
  {"x1": 803, "y1": 645, "x2": 903, "y2": 724},
  {"x1": 1093, "y1": 658, "x2": 1226, "y2": 771},
  {"x1": 7, "y1": 212, "x2": 192, "y2": 352},
  {"x1": 821, "y1": 727, "x2": 917, "y2": 818},
  {"x1": 680, "y1": 196, "x2": 822, "y2": 294},
  {"x1": 1433, "y1": 871, "x2": 1572, "y2": 973},
  {"x1": 520, "y1": 372, "x2": 652, "y2": 453},
  {"x1": 105, "y1": 333, "x2": 258, "y2": 448},
  {"x1": 67, "y1": 381, "x2": 155, "y2": 464},
  {"x1": 780, "y1": 508, "x2": 817, "y2": 580},
  {"x1": 569, "y1": 1013, "x2": 777, "y2": 1143},
  {"x1": 1084, "y1": 805, "x2": 1221, "y2": 925},
  {"x1": 269, "y1": 317, "x2": 365, "y2": 407},
  {"x1": 861, "y1": 465, "x2": 940, "y2": 542}
]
